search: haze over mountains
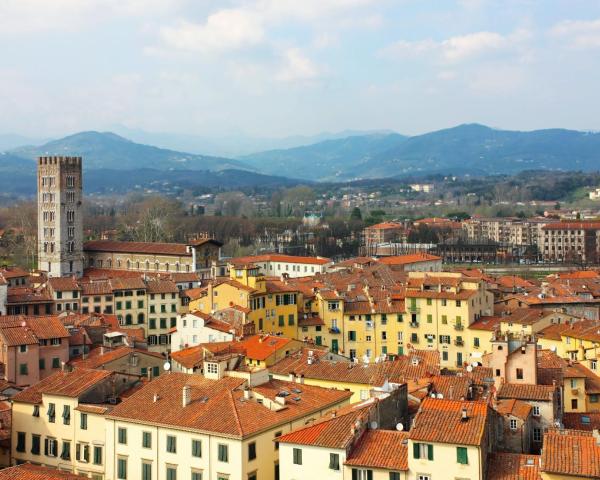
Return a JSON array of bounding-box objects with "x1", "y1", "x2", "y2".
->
[{"x1": 1, "y1": 124, "x2": 600, "y2": 195}]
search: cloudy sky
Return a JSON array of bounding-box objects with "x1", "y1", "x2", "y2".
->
[{"x1": 2, "y1": 0, "x2": 600, "y2": 140}]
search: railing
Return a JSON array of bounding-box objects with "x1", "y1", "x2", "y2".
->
[
  {"x1": 409, "y1": 321, "x2": 419, "y2": 328},
  {"x1": 454, "y1": 339, "x2": 464, "y2": 346},
  {"x1": 454, "y1": 324, "x2": 464, "y2": 331},
  {"x1": 329, "y1": 327, "x2": 341, "y2": 334},
  {"x1": 407, "y1": 305, "x2": 420, "y2": 314}
]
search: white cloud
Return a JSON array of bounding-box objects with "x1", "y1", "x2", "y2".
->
[
  {"x1": 551, "y1": 18, "x2": 600, "y2": 48},
  {"x1": 159, "y1": 9, "x2": 264, "y2": 53},
  {"x1": 380, "y1": 29, "x2": 531, "y2": 63},
  {"x1": 0, "y1": 0, "x2": 177, "y2": 34},
  {"x1": 276, "y1": 48, "x2": 320, "y2": 83}
]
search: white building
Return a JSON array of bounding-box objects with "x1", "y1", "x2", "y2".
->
[
  {"x1": 229, "y1": 254, "x2": 332, "y2": 278},
  {"x1": 171, "y1": 311, "x2": 236, "y2": 352}
]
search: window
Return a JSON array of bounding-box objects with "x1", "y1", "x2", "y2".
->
[
  {"x1": 80, "y1": 412, "x2": 88, "y2": 429},
  {"x1": 571, "y1": 398, "x2": 578, "y2": 410},
  {"x1": 142, "y1": 431, "x2": 152, "y2": 448},
  {"x1": 48, "y1": 402, "x2": 56, "y2": 423},
  {"x1": 166, "y1": 435, "x2": 177, "y2": 453},
  {"x1": 532, "y1": 406, "x2": 540, "y2": 416},
  {"x1": 61, "y1": 440, "x2": 71, "y2": 460},
  {"x1": 218, "y1": 444, "x2": 229, "y2": 462},
  {"x1": 93, "y1": 445, "x2": 103, "y2": 465},
  {"x1": 45, "y1": 438, "x2": 58, "y2": 457},
  {"x1": 19, "y1": 344, "x2": 27, "y2": 353},
  {"x1": 142, "y1": 461, "x2": 152, "y2": 480},
  {"x1": 19, "y1": 363, "x2": 28, "y2": 375},
  {"x1": 31, "y1": 434, "x2": 41, "y2": 455},
  {"x1": 474, "y1": 337, "x2": 480, "y2": 347},
  {"x1": 329, "y1": 453, "x2": 340, "y2": 470},
  {"x1": 32, "y1": 405, "x2": 39, "y2": 417},
  {"x1": 293, "y1": 447, "x2": 302, "y2": 465},
  {"x1": 274, "y1": 431, "x2": 282, "y2": 450},
  {"x1": 39, "y1": 358, "x2": 45, "y2": 370},
  {"x1": 16, "y1": 432, "x2": 26, "y2": 452},
  {"x1": 389, "y1": 473, "x2": 400, "y2": 480},
  {"x1": 348, "y1": 331, "x2": 357, "y2": 341},
  {"x1": 191, "y1": 471, "x2": 202, "y2": 480},
  {"x1": 570, "y1": 378, "x2": 577, "y2": 388},
  {"x1": 62, "y1": 405, "x2": 70, "y2": 425},
  {"x1": 417, "y1": 476, "x2": 431, "y2": 480},
  {"x1": 533, "y1": 428, "x2": 542, "y2": 442},
  {"x1": 192, "y1": 439, "x2": 202, "y2": 457},
  {"x1": 427, "y1": 314, "x2": 432, "y2": 323},
  {"x1": 351, "y1": 469, "x2": 373, "y2": 480},
  {"x1": 248, "y1": 442, "x2": 256, "y2": 461},
  {"x1": 510, "y1": 419, "x2": 518, "y2": 430},
  {"x1": 516, "y1": 368, "x2": 523, "y2": 380},
  {"x1": 52, "y1": 357, "x2": 60, "y2": 369},
  {"x1": 118, "y1": 427, "x2": 127, "y2": 444},
  {"x1": 456, "y1": 447, "x2": 468, "y2": 465},
  {"x1": 117, "y1": 457, "x2": 127, "y2": 479},
  {"x1": 413, "y1": 443, "x2": 433, "y2": 460},
  {"x1": 591, "y1": 394, "x2": 599, "y2": 403},
  {"x1": 166, "y1": 466, "x2": 177, "y2": 480}
]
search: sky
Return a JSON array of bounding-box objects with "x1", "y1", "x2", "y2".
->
[{"x1": 2, "y1": 0, "x2": 600, "y2": 141}]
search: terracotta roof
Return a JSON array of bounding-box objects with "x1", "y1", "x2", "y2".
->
[
  {"x1": 171, "y1": 345, "x2": 205, "y2": 369},
  {"x1": 278, "y1": 402, "x2": 371, "y2": 448},
  {"x1": 107, "y1": 372, "x2": 352, "y2": 438},
  {"x1": 541, "y1": 430, "x2": 600, "y2": 478},
  {"x1": 239, "y1": 335, "x2": 294, "y2": 361},
  {"x1": 497, "y1": 383, "x2": 556, "y2": 402},
  {"x1": 12, "y1": 368, "x2": 113, "y2": 404},
  {"x1": 6, "y1": 287, "x2": 53, "y2": 304},
  {"x1": 378, "y1": 253, "x2": 441, "y2": 266},
  {"x1": 543, "y1": 221, "x2": 600, "y2": 230},
  {"x1": 409, "y1": 398, "x2": 490, "y2": 446},
  {"x1": 0, "y1": 266, "x2": 29, "y2": 279},
  {"x1": 563, "y1": 412, "x2": 600, "y2": 431},
  {"x1": 270, "y1": 350, "x2": 439, "y2": 386},
  {"x1": 81, "y1": 279, "x2": 113, "y2": 295},
  {"x1": 145, "y1": 279, "x2": 178, "y2": 294},
  {"x1": 468, "y1": 316, "x2": 503, "y2": 332},
  {"x1": 298, "y1": 314, "x2": 324, "y2": 327},
  {"x1": 0, "y1": 464, "x2": 89, "y2": 480},
  {"x1": 429, "y1": 375, "x2": 472, "y2": 400},
  {"x1": 495, "y1": 399, "x2": 532, "y2": 420},
  {"x1": 109, "y1": 277, "x2": 146, "y2": 291},
  {"x1": 69, "y1": 346, "x2": 163, "y2": 369},
  {"x1": 84, "y1": 240, "x2": 192, "y2": 256},
  {"x1": 487, "y1": 453, "x2": 541, "y2": 480},
  {"x1": 0, "y1": 315, "x2": 69, "y2": 345},
  {"x1": 230, "y1": 254, "x2": 331, "y2": 266},
  {"x1": 346, "y1": 430, "x2": 409, "y2": 471},
  {"x1": 48, "y1": 277, "x2": 81, "y2": 292},
  {"x1": 75, "y1": 404, "x2": 111, "y2": 415}
]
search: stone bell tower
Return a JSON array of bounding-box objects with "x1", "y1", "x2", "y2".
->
[{"x1": 37, "y1": 156, "x2": 84, "y2": 277}]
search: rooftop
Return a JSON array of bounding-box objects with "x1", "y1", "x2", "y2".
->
[
  {"x1": 345, "y1": 429, "x2": 409, "y2": 471},
  {"x1": 541, "y1": 429, "x2": 600, "y2": 478},
  {"x1": 0, "y1": 464, "x2": 89, "y2": 480},
  {"x1": 497, "y1": 383, "x2": 556, "y2": 402},
  {"x1": 409, "y1": 398, "x2": 489, "y2": 446},
  {"x1": 487, "y1": 453, "x2": 541, "y2": 480},
  {"x1": 107, "y1": 372, "x2": 352, "y2": 439}
]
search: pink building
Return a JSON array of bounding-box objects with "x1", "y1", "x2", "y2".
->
[{"x1": 0, "y1": 316, "x2": 70, "y2": 387}]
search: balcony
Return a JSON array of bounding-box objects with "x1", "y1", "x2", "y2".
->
[
  {"x1": 407, "y1": 305, "x2": 420, "y2": 314},
  {"x1": 454, "y1": 324, "x2": 464, "y2": 331},
  {"x1": 409, "y1": 321, "x2": 420, "y2": 328},
  {"x1": 329, "y1": 327, "x2": 341, "y2": 334},
  {"x1": 571, "y1": 388, "x2": 580, "y2": 396},
  {"x1": 454, "y1": 339, "x2": 464, "y2": 347}
]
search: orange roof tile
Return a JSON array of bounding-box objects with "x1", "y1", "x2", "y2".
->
[
  {"x1": 346, "y1": 430, "x2": 409, "y2": 471},
  {"x1": 108, "y1": 372, "x2": 352, "y2": 438},
  {"x1": 497, "y1": 383, "x2": 556, "y2": 402},
  {"x1": 378, "y1": 253, "x2": 441, "y2": 266},
  {"x1": 541, "y1": 430, "x2": 600, "y2": 478},
  {"x1": 487, "y1": 453, "x2": 541, "y2": 480},
  {"x1": 238, "y1": 335, "x2": 294, "y2": 361},
  {"x1": 0, "y1": 464, "x2": 89, "y2": 480},
  {"x1": 409, "y1": 398, "x2": 489, "y2": 446},
  {"x1": 495, "y1": 399, "x2": 532, "y2": 420},
  {"x1": 12, "y1": 369, "x2": 112, "y2": 404},
  {"x1": 230, "y1": 254, "x2": 331, "y2": 266},
  {"x1": 84, "y1": 240, "x2": 192, "y2": 256}
]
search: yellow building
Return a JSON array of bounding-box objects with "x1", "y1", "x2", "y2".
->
[
  {"x1": 407, "y1": 398, "x2": 493, "y2": 480},
  {"x1": 562, "y1": 362, "x2": 600, "y2": 413},
  {"x1": 104, "y1": 371, "x2": 352, "y2": 480},
  {"x1": 190, "y1": 265, "x2": 302, "y2": 340},
  {"x1": 404, "y1": 272, "x2": 494, "y2": 369},
  {"x1": 11, "y1": 368, "x2": 140, "y2": 479}
]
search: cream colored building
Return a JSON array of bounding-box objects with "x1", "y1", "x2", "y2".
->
[
  {"x1": 104, "y1": 370, "x2": 352, "y2": 480},
  {"x1": 11, "y1": 368, "x2": 140, "y2": 479}
]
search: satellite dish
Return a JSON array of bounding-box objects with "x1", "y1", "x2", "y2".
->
[
  {"x1": 550, "y1": 345, "x2": 557, "y2": 352},
  {"x1": 466, "y1": 365, "x2": 473, "y2": 373},
  {"x1": 471, "y1": 361, "x2": 479, "y2": 367},
  {"x1": 396, "y1": 423, "x2": 404, "y2": 431},
  {"x1": 370, "y1": 421, "x2": 378, "y2": 430},
  {"x1": 430, "y1": 393, "x2": 436, "y2": 398},
  {"x1": 163, "y1": 362, "x2": 171, "y2": 371},
  {"x1": 20, "y1": 321, "x2": 27, "y2": 327},
  {"x1": 436, "y1": 393, "x2": 444, "y2": 399}
]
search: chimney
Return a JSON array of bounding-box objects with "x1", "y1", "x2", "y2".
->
[
  {"x1": 100, "y1": 346, "x2": 104, "y2": 356},
  {"x1": 461, "y1": 407, "x2": 468, "y2": 421},
  {"x1": 288, "y1": 372, "x2": 295, "y2": 382},
  {"x1": 244, "y1": 387, "x2": 251, "y2": 400},
  {"x1": 153, "y1": 393, "x2": 160, "y2": 403},
  {"x1": 182, "y1": 385, "x2": 191, "y2": 407},
  {"x1": 60, "y1": 361, "x2": 66, "y2": 372}
]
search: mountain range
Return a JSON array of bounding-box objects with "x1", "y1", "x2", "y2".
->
[{"x1": 1, "y1": 124, "x2": 600, "y2": 194}]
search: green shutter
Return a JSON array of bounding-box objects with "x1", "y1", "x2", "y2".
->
[
  {"x1": 352, "y1": 469, "x2": 358, "y2": 480},
  {"x1": 413, "y1": 442, "x2": 420, "y2": 459},
  {"x1": 427, "y1": 444, "x2": 434, "y2": 460},
  {"x1": 457, "y1": 447, "x2": 468, "y2": 464}
]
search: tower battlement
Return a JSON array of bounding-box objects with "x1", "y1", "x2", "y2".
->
[{"x1": 38, "y1": 156, "x2": 82, "y2": 166}]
